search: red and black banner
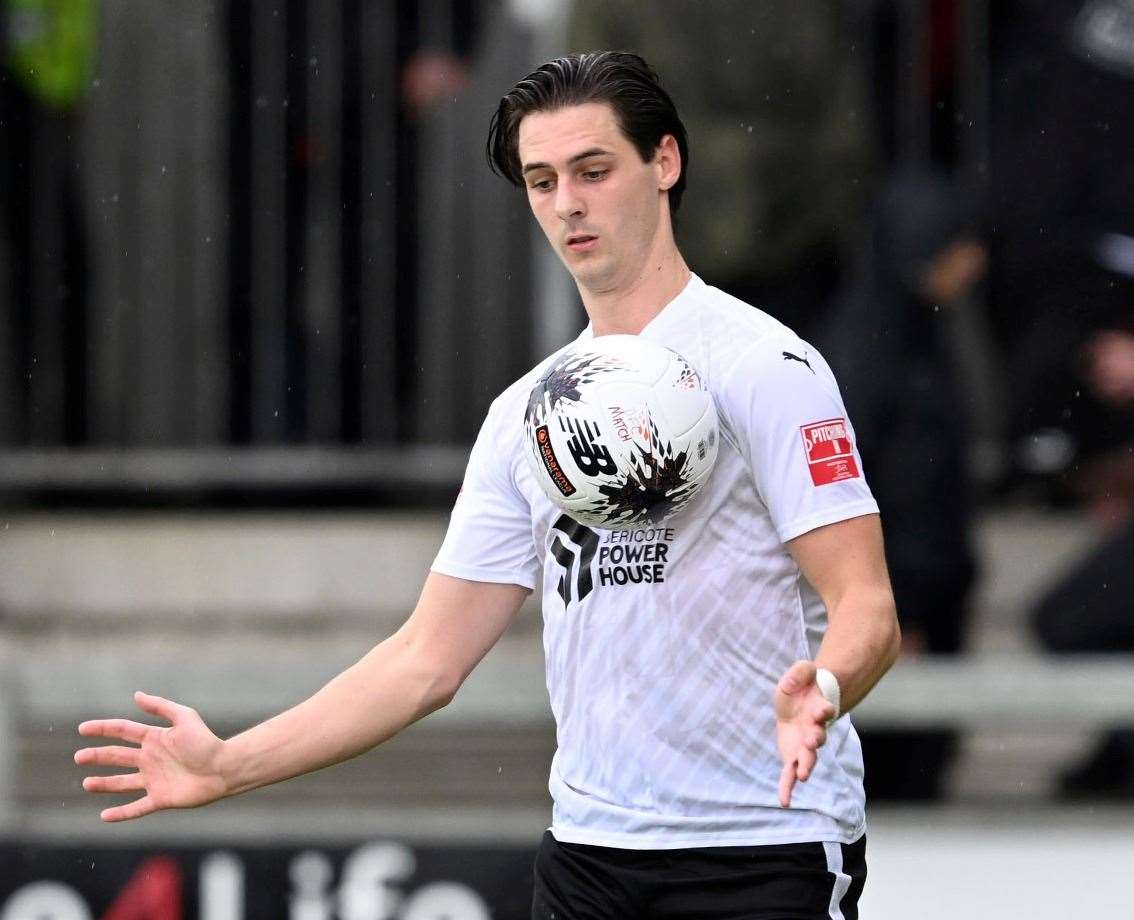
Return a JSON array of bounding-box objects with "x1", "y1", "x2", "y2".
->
[{"x1": 0, "y1": 840, "x2": 535, "y2": 919}]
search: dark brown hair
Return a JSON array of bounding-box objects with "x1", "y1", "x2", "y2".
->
[{"x1": 487, "y1": 51, "x2": 689, "y2": 212}]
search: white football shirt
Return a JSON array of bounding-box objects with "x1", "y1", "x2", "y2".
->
[{"x1": 432, "y1": 274, "x2": 878, "y2": 848}]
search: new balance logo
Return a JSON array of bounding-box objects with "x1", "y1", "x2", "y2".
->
[
  {"x1": 549, "y1": 514, "x2": 599, "y2": 605},
  {"x1": 561, "y1": 417, "x2": 618, "y2": 477}
]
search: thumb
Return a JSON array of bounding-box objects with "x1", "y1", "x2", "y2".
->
[
  {"x1": 778, "y1": 660, "x2": 817, "y2": 697},
  {"x1": 134, "y1": 691, "x2": 186, "y2": 725}
]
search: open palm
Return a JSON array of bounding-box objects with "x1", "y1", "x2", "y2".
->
[
  {"x1": 774, "y1": 660, "x2": 836, "y2": 808},
  {"x1": 75, "y1": 691, "x2": 229, "y2": 822}
]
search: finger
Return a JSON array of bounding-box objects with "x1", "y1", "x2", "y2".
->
[
  {"x1": 133, "y1": 691, "x2": 189, "y2": 724},
  {"x1": 803, "y1": 697, "x2": 836, "y2": 729},
  {"x1": 796, "y1": 746, "x2": 818, "y2": 783},
  {"x1": 100, "y1": 795, "x2": 157, "y2": 823},
  {"x1": 803, "y1": 727, "x2": 826, "y2": 751},
  {"x1": 78, "y1": 719, "x2": 149, "y2": 744},
  {"x1": 777, "y1": 660, "x2": 816, "y2": 696},
  {"x1": 779, "y1": 759, "x2": 796, "y2": 808},
  {"x1": 83, "y1": 772, "x2": 146, "y2": 794},
  {"x1": 74, "y1": 745, "x2": 141, "y2": 769}
]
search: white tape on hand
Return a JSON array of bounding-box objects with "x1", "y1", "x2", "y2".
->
[{"x1": 815, "y1": 667, "x2": 841, "y2": 724}]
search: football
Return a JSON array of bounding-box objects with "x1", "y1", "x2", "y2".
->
[{"x1": 523, "y1": 334, "x2": 719, "y2": 530}]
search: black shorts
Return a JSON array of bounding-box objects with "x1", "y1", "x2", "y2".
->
[{"x1": 531, "y1": 831, "x2": 867, "y2": 920}]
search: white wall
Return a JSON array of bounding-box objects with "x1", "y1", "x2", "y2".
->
[{"x1": 862, "y1": 807, "x2": 1134, "y2": 919}]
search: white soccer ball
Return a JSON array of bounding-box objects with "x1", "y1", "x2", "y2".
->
[{"x1": 523, "y1": 334, "x2": 719, "y2": 530}]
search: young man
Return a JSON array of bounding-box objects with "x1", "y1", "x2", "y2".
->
[{"x1": 76, "y1": 53, "x2": 900, "y2": 919}]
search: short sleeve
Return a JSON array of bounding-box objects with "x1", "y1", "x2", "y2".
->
[
  {"x1": 431, "y1": 396, "x2": 541, "y2": 589},
  {"x1": 718, "y1": 337, "x2": 879, "y2": 544}
]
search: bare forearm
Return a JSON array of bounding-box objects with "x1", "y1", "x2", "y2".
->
[
  {"x1": 218, "y1": 632, "x2": 456, "y2": 798},
  {"x1": 75, "y1": 575, "x2": 525, "y2": 823},
  {"x1": 815, "y1": 588, "x2": 901, "y2": 713}
]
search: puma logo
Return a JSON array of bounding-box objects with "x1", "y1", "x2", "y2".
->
[{"x1": 782, "y1": 350, "x2": 814, "y2": 372}]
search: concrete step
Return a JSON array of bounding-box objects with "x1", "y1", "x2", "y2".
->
[
  {"x1": 967, "y1": 508, "x2": 1098, "y2": 653},
  {"x1": 0, "y1": 505, "x2": 1117, "y2": 832},
  {"x1": 32, "y1": 721, "x2": 557, "y2": 816},
  {"x1": 0, "y1": 511, "x2": 449, "y2": 627}
]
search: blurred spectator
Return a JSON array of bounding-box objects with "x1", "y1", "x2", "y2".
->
[
  {"x1": 1031, "y1": 235, "x2": 1134, "y2": 799},
  {"x1": 986, "y1": 0, "x2": 1134, "y2": 798},
  {"x1": 570, "y1": 0, "x2": 874, "y2": 342},
  {"x1": 401, "y1": 48, "x2": 471, "y2": 114},
  {"x1": 392, "y1": 0, "x2": 481, "y2": 437},
  {"x1": 989, "y1": 0, "x2": 1134, "y2": 481},
  {"x1": 991, "y1": 0, "x2": 1134, "y2": 795},
  {"x1": 821, "y1": 169, "x2": 987, "y2": 799},
  {"x1": 398, "y1": 1, "x2": 481, "y2": 117},
  {"x1": 0, "y1": 0, "x2": 95, "y2": 444}
]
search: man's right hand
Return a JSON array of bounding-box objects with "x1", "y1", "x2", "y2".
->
[{"x1": 75, "y1": 691, "x2": 229, "y2": 822}]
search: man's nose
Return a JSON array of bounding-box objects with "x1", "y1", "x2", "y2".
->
[{"x1": 554, "y1": 179, "x2": 585, "y2": 221}]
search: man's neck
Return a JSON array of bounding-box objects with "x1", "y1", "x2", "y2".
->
[{"x1": 580, "y1": 247, "x2": 692, "y2": 337}]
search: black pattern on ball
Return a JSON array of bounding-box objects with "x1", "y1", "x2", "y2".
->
[
  {"x1": 524, "y1": 352, "x2": 620, "y2": 427},
  {"x1": 589, "y1": 420, "x2": 699, "y2": 527}
]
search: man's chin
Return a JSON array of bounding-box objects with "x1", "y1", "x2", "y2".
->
[{"x1": 564, "y1": 256, "x2": 614, "y2": 290}]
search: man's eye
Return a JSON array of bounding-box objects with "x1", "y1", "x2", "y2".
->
[
  {"x1": 530, "y1": 179, "x2": 554, "y2": 192},
  {"x1": 583, "y1": 169, "x2": 608, "y2": 181}
]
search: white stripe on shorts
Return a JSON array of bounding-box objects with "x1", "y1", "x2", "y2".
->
[{"x1": 823, "y1": 840, "x2": 852, "y2": 920}]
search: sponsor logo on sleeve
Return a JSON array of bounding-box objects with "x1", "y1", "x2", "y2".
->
[{"x1": 800, "y1": 417, "x2": 860, "y2": 486}]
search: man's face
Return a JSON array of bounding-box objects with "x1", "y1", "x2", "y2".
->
[{"x1": 517, "y1": 102, "x2": 673, "y2": 293}]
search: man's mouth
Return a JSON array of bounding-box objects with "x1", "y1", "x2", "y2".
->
[{"x1": 566, "y1": 234, "x2": 599, "y2": 251}]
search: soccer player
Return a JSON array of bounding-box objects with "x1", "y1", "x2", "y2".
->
[{"x1": 76, "y1": 52, "x2": 900, "y2": 919}]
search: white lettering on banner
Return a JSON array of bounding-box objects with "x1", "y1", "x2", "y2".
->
[
  {"x1": 401, "y1": 882, "x2": 491, "y2": 920},
  {"x1": 338, "y1": 842, "x2": 415, "y2": 920},
  {"x1": 289, "y1": 851, "x2": 334, "y2": 920},
  {"x1": 202, "y1": 852, "x2": 245, "y2": 920},
  {"x1": 0, "y1": 882, "x2": 92, "y2": 920},
  {"x1": 0, "y1": 844, "x2": 493, "y2": 919}
]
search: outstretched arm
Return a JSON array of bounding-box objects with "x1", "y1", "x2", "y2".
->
[
  {"x1": 775, "y1": 513, "x2": 900, "y2": 806},
  {"x1": 76, "y1": 573, "x2": 529, "y2": 822}
]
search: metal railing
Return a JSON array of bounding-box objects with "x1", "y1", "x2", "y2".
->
[
  {"x1": 2, "y1": 651, "x2": 1132, "y2": 834},
  {"x1": 0, "y1": 1, "x2": 542, "y2": 465},
  {"x1": 0, "y1": 0, "x2": 994, "y2": 495}
]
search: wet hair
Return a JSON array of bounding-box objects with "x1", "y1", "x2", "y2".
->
[{"x1": 486, "y1": 51, "x2": 689, "y2": 212}]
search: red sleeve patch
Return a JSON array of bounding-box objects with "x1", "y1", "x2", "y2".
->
[{"x1": 800, "y1": 418, "x2": 860, "y2": 486}]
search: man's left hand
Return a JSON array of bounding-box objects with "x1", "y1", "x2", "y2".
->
[{"x1": 774, "y1": 660, "x2": 837, "y2": 807}]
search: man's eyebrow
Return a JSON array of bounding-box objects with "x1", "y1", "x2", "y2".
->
[{"x1": 521, "y1": 148, "x2": 612, "y2": 175}]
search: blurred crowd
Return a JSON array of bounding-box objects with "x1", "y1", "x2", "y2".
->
[
  {"x1": 572, "y1": 0, "x2": 1134, "y2": 803},
  {"x1": 2, "y1": 0, "x2": 1133, "y2": 798}
]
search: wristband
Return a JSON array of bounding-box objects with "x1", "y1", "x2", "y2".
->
[{"x1": 815, "y1": 667, "x2": 841, "y2": 723}]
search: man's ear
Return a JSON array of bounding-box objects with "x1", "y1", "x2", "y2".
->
[{"x1": 655, "y1": 134, "x2": 681, "y2": 192}]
